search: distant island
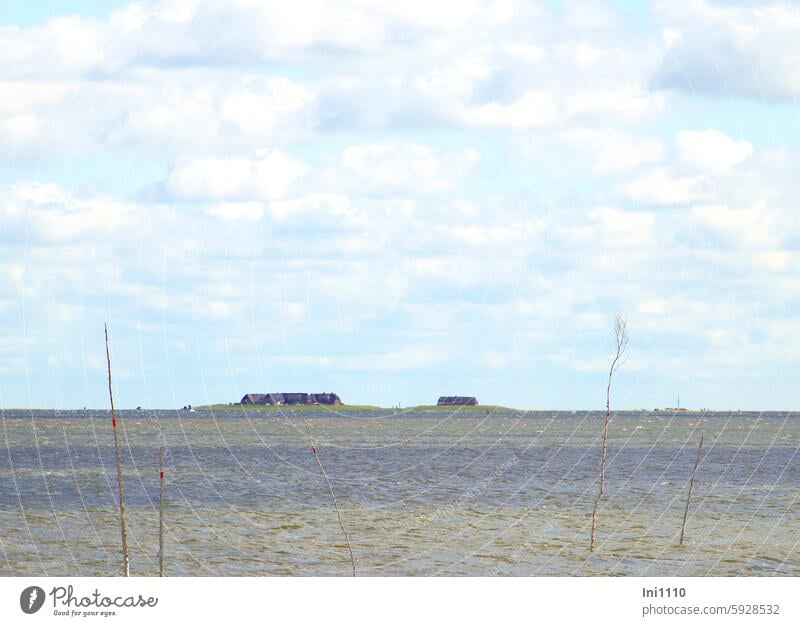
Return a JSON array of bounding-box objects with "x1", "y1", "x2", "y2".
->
[
  {"x1": 181, "y1": 392, "x2": 733, "y2": 414},
  {"x1": 193, "y1": 393, "x2": 535, "y2": 412},
  {"x1": 239, "y1": 392, "x2": 342, "y2": 406},
  {"x1": 217, "y1": 393, "x2": 481, "y2": 409},
  {"x1": 196, "y1": 404, "x2": 519, "y2": 412}
]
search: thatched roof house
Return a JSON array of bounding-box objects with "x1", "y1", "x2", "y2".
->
[
  {"x1": 310, "y1": 393, "x2": 342, "y2": 405},
  {"x1": 239, "y1": 392, "x2": 342, "y2": 406},
  {"x1": 437, "y1": 396, "x2": 479, "y2": 406},
  {"x1": 268, "y1": 393, "x2": 310, "y2": 405},
  {"x1": 240, "y1": 394, "x2": 267, "y2": 405}
]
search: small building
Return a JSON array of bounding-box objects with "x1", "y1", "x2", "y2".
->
[
  {"x1": 262, "y1": 393, "x2": 310, "y2": 405},
  {"x1": 311, "y1": 393, "x2": 342, "y2": 405},
  {"x1": 240, "y1": 394, "x2": 267, "y2": 405},
  {"x1": 437, "y1": 396, "x2": 479, "y2": 406},
  {"x1": 239, "y1": 392, "x2": 342, "y2": 406}
]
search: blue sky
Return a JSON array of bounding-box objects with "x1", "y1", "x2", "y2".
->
[{"x1": 1, "y1": 0, "x2": 799, "y2": 410}]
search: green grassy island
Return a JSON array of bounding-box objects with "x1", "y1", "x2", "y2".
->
[{"x1": 196, "y1": 403, "x2": 520, "y2": 413}]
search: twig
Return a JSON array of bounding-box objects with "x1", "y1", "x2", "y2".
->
[
  {"x1": 159, "y1": 445, "x2": 166, "y2": 576},
  {"x1": 105, "y1": 324, "x2": 130, "y2": 576},
  {"x1": 680, "y1": 433, "x2": 704, "y2": 546},
  {"x1": 590, "y1": 314, "x2": 628, "y2": 552},
  {"x1": 302, "y1": 418, "x2": 357, "y2": 576}
]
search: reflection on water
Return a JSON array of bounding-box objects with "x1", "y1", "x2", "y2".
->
[{"x1": 1, "y1": 409, "x2": 798, "y2": 576}]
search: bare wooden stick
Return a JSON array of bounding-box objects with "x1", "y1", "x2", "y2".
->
[
  {"x1": 590, "y1": 314, "x2": 628, "y2": 552},
  {"x1": 159, "y1": 445, "x2": 165, "y2": 576},
  {"x1": 105, "y1": 324, "x2": 130, "y2": 576},
  {"x1": 680, "y1": 433, "x2": 704, "y2": 546},
  {"x1": 302, "y1": 418, "x2": 356, "y2": 576}
]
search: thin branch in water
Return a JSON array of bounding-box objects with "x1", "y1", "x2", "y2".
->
[
  {"x1": 105, "y1": 324, "x2": 130, "y2": 576},
  {"x1": 159, "y1": 445, "x2": 166, "y2": 576},
  {"x1": 680, "y1": 433, "x2": 704, "y2": 546},
  {"x1": 302, "y1": 417, "x2": 357, "y2": 576},
  {"x1": 591, "y1": 313, "x2": 628, "y2": 552}
]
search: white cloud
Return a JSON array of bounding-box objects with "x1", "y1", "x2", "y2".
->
[
  {"x1": 206, "y1": 300, "x2": 234, "y2": 319},
  {"x1": 0, "y1": 81, "x2": 101, "y2": 159},
  {"x1": 502, "y1": 44, "x2": 544, "y2": 64},
  {"x1": 572, "y1": 42, "x2": 606, "y2": 67},
  {"x1": 167, "y1": 150, "x2": 308, "y2": 200},
  {"x1": 0, "y1": 0, "x2": 667, "y2": 159},
  {"x1": 566, "y1": 87, "x2": 664, "y2": 122},
  {"x1": 0, "y1": 16, "x2": 105, "y2": 79},
  {"x1": 594, "y1": 206, "x2": 657, "y2": 247},
  {"x1": 463, "y1": 91, "x2": 558, "y2": 128},
  {"x1": 1, "y1": 113, "x2": 40, "y2": 139},
  {"x1": 285, "y1": 346, "x2": 447, "y2": 371},
  {"x1": 281, "y1": 301, "x2": 307, "y2": 324},
  {"x1": 677, "y1": 129, "x2": 753, "y2": 174},
  {"x1": 565, "y1": 128, "x2": 664, "y2": 174},
  {"x1": 0, "y1": 81, "x2": 78, "y2": 115},
  {"x1": 218, "y1": 77, "x2": 314, "y2": 135},
  {"x1": 269, "y1": 193, "x2": 357, "y2": 222},
  {"x1": 206, "y1": 202, "x2": 265, "y2": 221},
  {"x1": 444, "y1": 221, "x2": 542, "y2": 248},
  {"x1": 654, "y1": 0, "x2": 800, "y2": 99},
  {"x1": 689, "y1": 203, "x2": 777, "y2": 249},
  {"x1": 337, "y1": 143, "x2": 480, "y2": 193},
  {"x1": 1, "y1": 182, "x2": 127, "y2": 243},
  {"x1": 0, "y1": 0, "x2": 661, "y2": 153},
  {"x1": 0, "y1": 112, "x2": 43, "y2": 157},
  {"x1": 619, "y1": 167, "x2": 702, "y2": 205},
  {"x1": 2, "y1": 0, "x2": 800, "y2": 408},
  {"x1": 107, "y1": 74, "x2": 315, "y2": 151},
  {"x1": 113, "y1": 85, "x2": 220, "y2": 149},
  {"x1": 461, "y1": 86, "x2": 663, "y2": 131},
  {"x1": 0, "y1": 0, "x2": 502, "y2": 80}
]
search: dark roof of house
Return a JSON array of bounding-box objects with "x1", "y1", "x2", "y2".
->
[
  {"x1": 311, "y1": 393, "x2": 341, "y2": 404},
  {"x1": 241, "y1": 393, "x2": 267, "y2": 404},
  {"x1": 239, "y1": 392, "x2": 343, "y2": 405},
  {"x1": 437, "y1": 396, "x2": 479, "y2": 405}
]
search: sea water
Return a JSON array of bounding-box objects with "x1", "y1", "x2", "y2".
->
[{"x1": 1, "y1": 409, "x2": 797, "y2": 576}]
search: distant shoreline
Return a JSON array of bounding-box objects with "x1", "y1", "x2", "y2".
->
[
  {"x1": 2, "y1": 406, "x2": 797, "y2": 414},
  {"x1": 196, "y1": 403, "x2": 521, "y2": 412}
]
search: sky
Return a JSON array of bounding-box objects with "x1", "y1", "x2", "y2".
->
[{"x1": 1, "y1": 0, "x2": 799, "y2": 410}]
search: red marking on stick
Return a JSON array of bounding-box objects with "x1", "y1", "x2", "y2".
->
[
  {"x1": 160, "y1": 471, "x2": 164, "y2": 480},
  {"x1": 112, "y1": 417, "x2": 117, "y2": 428},
  {"x1": 311, "y1": 447, "x2": 317, "y2": 455}
]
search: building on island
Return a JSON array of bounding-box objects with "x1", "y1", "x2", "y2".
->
[
  {"x1": 437, "y1": 396, "x2": 479, "y2": 406},
  {"x1": 309, "y1": 393, "x2": 342, "y2": 405},
  {"x1": 240, "y1": 394, "x2": 267, "y2": 405},
  {"x1": 239, "y1": 393, "x2": 342, "y2": 406},
  {"x1": 266, "y1": 393, "x2": 310, "y2": 405}
]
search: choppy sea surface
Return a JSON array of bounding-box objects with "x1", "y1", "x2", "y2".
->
[{"x1": 1, "y1": 408, "x2": 798, "y2": 576}]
